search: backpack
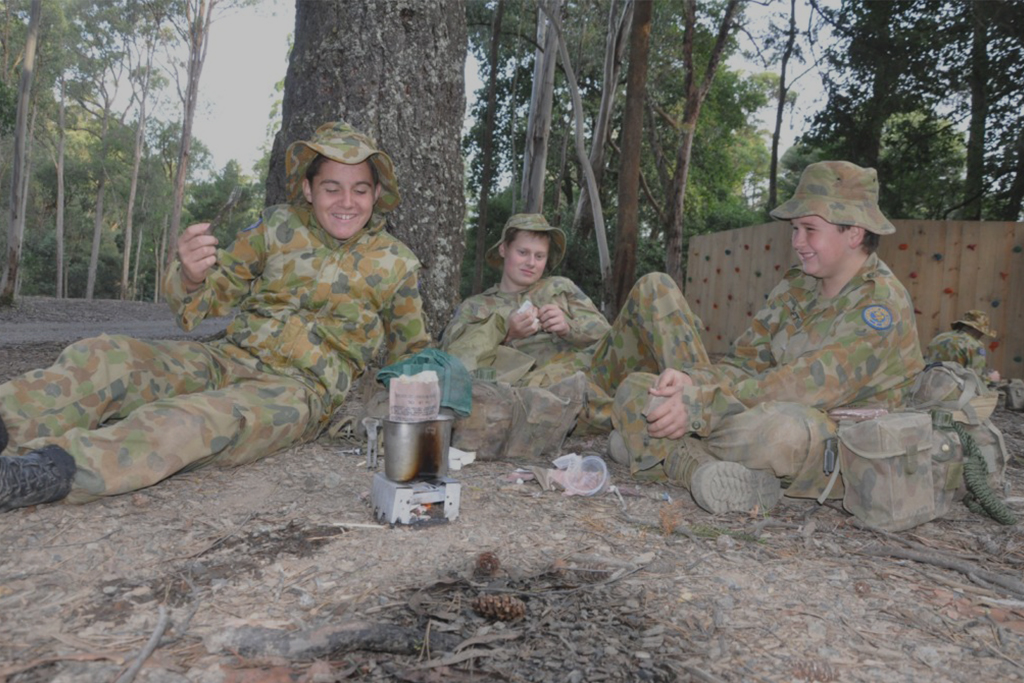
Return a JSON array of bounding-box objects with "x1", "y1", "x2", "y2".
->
[{"x1": 818, "y1": 362, "x2": 1014, "y2": 531}]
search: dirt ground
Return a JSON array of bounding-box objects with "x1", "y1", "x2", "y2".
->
[{"x1": 2, "y1": 296, "x2": 1024, "y2": 683}]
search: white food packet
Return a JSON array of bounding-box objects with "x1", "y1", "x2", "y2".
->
[{"x1": 389, "y1": 370, "x2": 441, "y2": 423}]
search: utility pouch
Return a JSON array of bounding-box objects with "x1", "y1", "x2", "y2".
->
[{"x1": 833, "y1": 411, "x2": 940, "y2": 531}]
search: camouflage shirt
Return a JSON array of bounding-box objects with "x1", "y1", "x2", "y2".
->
[
  {"x1": 678, "y1": 253, "x2": 924, "y2": 436},
  {"x1": 441, "y1": 276, "x2": 610, "y2": 377},
  {"x1": 925, "y1": 330, "x2": 988, "y2": 376},
  {"x1": 164, "y1": 206, "x2": 431, "y2": 413}
]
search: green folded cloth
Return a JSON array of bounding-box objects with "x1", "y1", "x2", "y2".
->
[{"x1": 376, "y1": 349, "x2": 472, "y2": 417}]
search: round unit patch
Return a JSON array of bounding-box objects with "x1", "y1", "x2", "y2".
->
[{"x1": 862, "y1": 305, "x2": 893, "y2": 331}]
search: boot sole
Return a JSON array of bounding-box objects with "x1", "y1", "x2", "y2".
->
[{"x1": 690, "y1": 461, "x2": 782, "y2": 514}]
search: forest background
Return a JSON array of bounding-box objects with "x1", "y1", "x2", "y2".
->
[{"x1": 1, "y1": 0, "x2": 1022, "y2": 335}]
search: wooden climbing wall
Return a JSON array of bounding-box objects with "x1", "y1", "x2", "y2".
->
[{"x1": 684, "y1": 220, "x2": 1024, "y2": 380}]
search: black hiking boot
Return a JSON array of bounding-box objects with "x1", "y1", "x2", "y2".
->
[{"x1": 0, "y1": 446, "x2": 77, "y2": 512}]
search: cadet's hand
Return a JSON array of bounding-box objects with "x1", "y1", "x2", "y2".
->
[
  {"x1": 538, "y1": 304, "x2": 569, "y2": 336},
  {"x1": 989, "y1": 370, "x2": 1001, "y2": 383},
  {"x1": 505, "y1": 306, "x2": 541, "y2": 342},
  {"x1": 645, "y1": 369, "x2": 694, "y2": 440},
  {"x1": 177, "y1": 223, "x2": 219, "y2": 292}
]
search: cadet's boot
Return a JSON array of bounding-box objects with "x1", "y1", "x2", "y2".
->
[
  {"x1": 665, "y1": 438, "x2": 781, "y2": 514},
  {"x1": 0, "y1": 445, "x2": 77, "y2": 512},
  {"x1": 0, "y1": 413, "x2": 7, "y2": 453},
  {"x1": 608, "y1": 430, "x2": 630, "y2": 466}
]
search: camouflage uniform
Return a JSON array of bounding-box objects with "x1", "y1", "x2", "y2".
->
[
  {"x1": 612, "y1": 161, "x2": 925, "y2": 502},
  {"x1": 0, "y1": 122, "x2": 429, "y2": 503},
  {"x1": 441, "y1": 276, "x2": 610, "y2": 381},
  {"x1": 926, "y1": 310, "x2": 997, "y2": 378},
  {"x1": 926, "y1": 330, "x2": 988, "y2": 376},
  {"x1": 612, "y1": 255, "x2": 924, "y2": 496}
]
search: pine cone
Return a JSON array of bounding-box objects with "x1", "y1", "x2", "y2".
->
[
  {"x1": 474, "y1": 551, "x2": 501, "y2": 577},
  {"x1": 472, "y1": 594, "x2": 526, "y2": 621}
]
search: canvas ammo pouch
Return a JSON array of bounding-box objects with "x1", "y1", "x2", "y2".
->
[{"x1": 821, "y1": 411, "x2": 959, "y2": 531}]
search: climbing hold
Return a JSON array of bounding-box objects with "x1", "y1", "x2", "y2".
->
[
  {"x1": 991, "y1": 300, "x2": 1000, "y2": 308},
  {"x1": 899, "y1": 243, "x2": 909, "y2": 250},
  {"x1": 933, "y1": 253, "x2": 944, "y2": 261}
]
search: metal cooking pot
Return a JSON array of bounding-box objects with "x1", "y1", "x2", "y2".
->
[{"x1": 383, "y1": 414, "x2": 454, "y2": 482}]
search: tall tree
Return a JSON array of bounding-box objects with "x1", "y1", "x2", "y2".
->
[
  {"x1": 520, "y1": 0, "x2": 560, "y2": 213},
  {"x1": 611, "y1": 0, "x2": 651, "y2": 315},
  {"x1": 267, "y1": 0, "x2": 467, "y2": 337},
  {"x1": 663, "y1": 0, "x2": 744, "y2": 285},
  {"x1": 571, "y1": 0, "x2": 632, "y2": 239},
  {"x1": 1, "y1": 0, "x2": 40, "y2": 304},
  {"x1": 471, "y1": 0, "x2": 505, "y2": 295}
]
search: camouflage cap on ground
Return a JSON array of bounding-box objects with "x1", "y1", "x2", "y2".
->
[
  {"x1": 770, "y1": 161, "x2": 895, "y2": 235},
  {"x1": 285, "y1": 121, "x2": 400, "y2": 213},
  {"x1": 485, "y1": 213, "x2": 567, "y2": 269},
  {"x1": 955, "y1": 310, "x2": 997, "y2": 338}
]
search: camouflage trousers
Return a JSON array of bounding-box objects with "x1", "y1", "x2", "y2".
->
[
  {"x1": 611, "y1": 373, "x2": 841, "y2": 499},
  {"x1": 570, "y1": 272, "x2": 710, "y2": 433},
  {"x1": 0, "y1": 334, "x2": 326, "y2": 503}
]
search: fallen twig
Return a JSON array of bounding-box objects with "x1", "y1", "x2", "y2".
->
[
  {"x1": 860, "y1": 545, "x2": 1024, "y2": 598},
  {"x1": 621, "y1": 512, "x2": 699, "y2": 541},
  {"x1": 114, "y1": 605, "x2": 170, "y2": 683},
  {"x1": 0, "y1": 653, "x2": 124, "y2": 681}
]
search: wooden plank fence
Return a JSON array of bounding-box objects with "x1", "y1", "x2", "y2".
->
[{"x1": 684, "y1": 220, "x2": 1024, "y2": 380}]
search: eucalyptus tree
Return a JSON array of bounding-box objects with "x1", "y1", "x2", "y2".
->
[
  {"x1": 1, "y1": 0, "x2": 41, "y2": 304},
  {"x1": 267, "y1": 0, "x2": 468, "y2": 337}
]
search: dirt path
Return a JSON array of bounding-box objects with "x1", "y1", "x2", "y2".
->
[{"x1": 2, "y1": 297, "x2": 1024, "y2": 682}]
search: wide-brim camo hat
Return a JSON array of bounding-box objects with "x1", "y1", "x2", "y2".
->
[
  {"x1": 285, "y1": 121, "x2": 400, "y2": 213},
  {"x1": 770, "y1": 160, "x2": 895, "y2": 235},
  {"x1": 955, "y1": 309, "x2": 997, "y2": 338},
  {"x1": 485, "y1": 213, "x2": 567, "y2": 269}
]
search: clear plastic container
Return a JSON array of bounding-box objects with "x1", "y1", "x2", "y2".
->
[{"x1": 553, "y1": 454, "x2": 609, "y2": 496}]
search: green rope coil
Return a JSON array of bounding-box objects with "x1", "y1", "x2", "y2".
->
[{"x1": 952, "y1": 421, "x2": 1017, "y2": 526}]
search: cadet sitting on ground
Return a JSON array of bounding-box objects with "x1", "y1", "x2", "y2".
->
[
  {"x1": 926, "y1": 310, "x2": 1000, "y2": 383},
  {"x1": 0, "y1": 121, "x2": 430, "y2": 512},
  {"x1": 604, "y1": 161, "x2": 924, "y2": 514},
  {"x1": 442, "y1": 213, "x2": 610, "y2": 384}
]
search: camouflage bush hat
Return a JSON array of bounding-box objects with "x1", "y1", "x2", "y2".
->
[
  {"x1": 770, "y1": 161, "x2": 895, "y2": 235},
  {"x1": 485, "y1": 213, "x2": 567, "y2": 269},
  {"x1": 285, "y1": 121, "x2": 400, "y2": 213},
  {"x1": 955, "y1": 310, "x2": 997, "y2": 338}
]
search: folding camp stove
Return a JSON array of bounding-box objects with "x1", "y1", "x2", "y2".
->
[{"x1": 363, "y1": 417, "x2": 461, "y2": 525}]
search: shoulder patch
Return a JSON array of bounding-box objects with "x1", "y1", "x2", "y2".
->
[
  {"x1": 242, "y1": 219, "x2": 262, "y2": 232},
  {"x1": 862, "y1": 304, "x2": 893, "y2": 331}
]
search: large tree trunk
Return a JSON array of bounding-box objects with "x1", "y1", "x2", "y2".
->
[
  {"x1": 1, "y1": 0, "x2": 40, "y2": 305},
  {"x1": 471, "y1": 0, "x2": 505, "y2": 295},
  {"x1": 611, "y1": 0, "x2": 651, "y2": 317},
  {"x1": 663, "y1": 0, "x2": 743, "y2": 285},
  {"x1": 267, "y1": 0, "x2": 467, "y2": 339},
  {"x1": 520, "y1": 0, "x2": 560, "y2": 214},
  {"x1": 572, "y1": 0, "x2": 633, "y2": 239}
]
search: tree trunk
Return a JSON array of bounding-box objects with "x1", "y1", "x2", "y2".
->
[
  {"x1": 611, "y1": 0, "x2": 651, "y2": 317},
  {"x1": 55, "y1": 75, "x2": 66, "y2": 300},
  {"x1": 85, "y1": 110, "x2": 111, "y2": 300},
  {"x1": 768, "y1": 0, "x2": 797, "y2": 210},
  {"x1": 520, "y1": 0, "x2": 560, "y2": 214},
  {"x1": 538, "y1": 1, "x2": 611, "y2": 304},
  {"x1": 663, "y1": 0, "x2": 743, "y2": 286},
  {"x1": 572, "y1": 0, "x2": 633, "y2": 239},
  {"x1": 471, "y1": 0, "x2": 505, "y2": 295},
  {"x1": 267, "y1": 0, "x2": 467, "y2": 339},
  {"x1": 963, "y1": 0, "x2": 988, "y2": 221},
  {"x1": 1, "y1": 0, "x2": 40, "y2": 305},
  {"x1": 122, "y1": 42, "x2": 154, "y2": 299},
  {"x1": 168, "y1": 0, "x2": 215, "y2": 264}
]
